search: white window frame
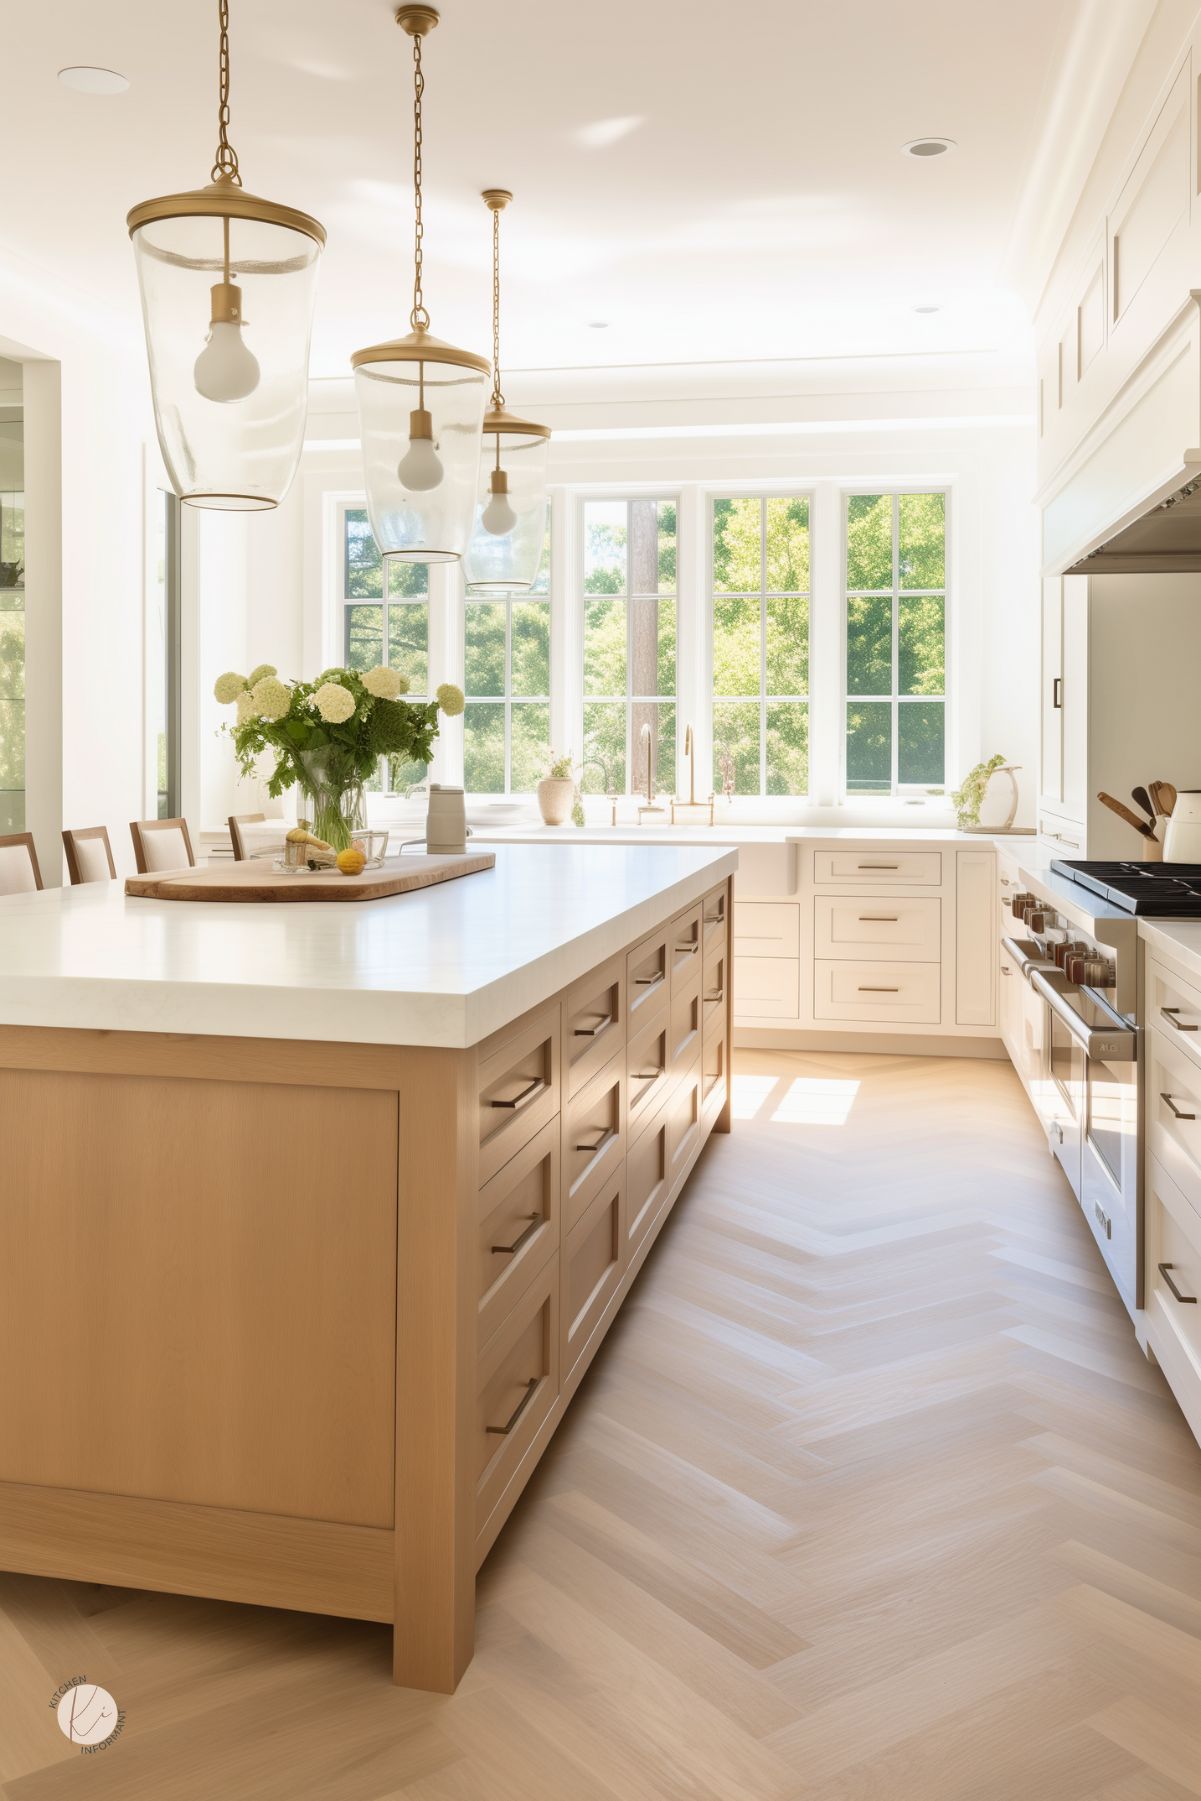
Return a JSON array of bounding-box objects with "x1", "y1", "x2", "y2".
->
[
  {"x1": 462, "y1": 588, "x2": 552, "y2": 796},
  {"x1": 840, "y1": 486, "x2": 951, "y2": 798},
  {"x1": 335, "y1": 498, "x2": 433, "y2": 795}
]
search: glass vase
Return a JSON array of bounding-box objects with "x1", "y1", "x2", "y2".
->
[{"x1": 297, "y1": 750, "x2": 367, "y2": 854}]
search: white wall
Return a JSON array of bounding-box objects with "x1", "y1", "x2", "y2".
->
[{"x1": 0, "y1": 248, "x2": 146, "y2": 880}]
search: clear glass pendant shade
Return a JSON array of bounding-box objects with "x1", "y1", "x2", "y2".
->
[
  {"x1": 129, "y1": 187, "x2": 323, "y2": 510},
  {"x1": 353, "y1": 332, "x2": 490, "y2": 562},
  {"x1": 463, "y1": 416, "x2": 551, "y2": 592}
]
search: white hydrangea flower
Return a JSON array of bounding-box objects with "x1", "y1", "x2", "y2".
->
[
  {"x1": 246, "y1": 662, "x2": 277, "y2": 687},
  {"x1": 213, "y1": 671, "x2": 246, "y2": 704},
  {"x1": 312, "y1": 680, "x2": 357, "y2": 724},
  {"x1": 235, "y1": 690, "x2": 258, "y2": 726},
  {"x1": 361, "y1": 665, "x2": 403, "y2": 700},
  {"x1": 251, "y1": 675, "x2": 291, "y2": 721},
  {"x1": 436, "y1": 682, "x2": 465, "y2": 718}
]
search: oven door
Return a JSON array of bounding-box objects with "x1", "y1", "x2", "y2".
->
[{"x1": 1030, "y1": 969, "x2": 1140, "y2": 1310}]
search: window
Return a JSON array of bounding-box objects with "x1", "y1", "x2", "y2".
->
[
  {"x1": 0, "y1": 460, "x2": 24, "y2": 834},
  {"x1": 711, "y1": 496, "x2": 810, "y2": 797},
  {"x1": 844, "y1": 491, "x2": 947, "y2": 793},
  {"x1": 463, "y1": 540, "x2": 551, "y2": 793},
  {"x1": 146, "y1": 489, "x2": 181, "y2": 818},
  {"x1": 341, "y1": 505, "x2": 430, "y2": 793},
  {"x1": 580, "y1": 498, "x2": 676, "y2": 796}
]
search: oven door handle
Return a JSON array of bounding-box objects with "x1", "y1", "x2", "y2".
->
[
  {"x1": 1000, "y1": 935, "x2": 1059, "y2": 982},
  {"x1": 1028, "y1": 968, "x2": 1137, "y2": 1059}
]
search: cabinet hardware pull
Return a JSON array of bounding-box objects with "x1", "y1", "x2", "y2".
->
[
  {"x1": 704, "y1": 989, "x2": 724, "y2": 1004},
  {"x1": 1000, "y1": 876, "x2": 1011, "y2": 886},
  {"x1": 675, "y1": 941, "x2": 699, "y2": 955},
  {"x1": 856, "y1": 863, "x2": 898, "y2": 870},
  {"x1": 858, "y1": 985, "x2": 900, "y2": 993},
  {"x1": 634, "y1": 1068, "x2": 662, "y2": 1081},
  {"x1": 1052, "y1": 676, "x2": 1063, "y2": 709},
  {"x1": 704, "y1": 908, "x2": 725, "y2": 925},
  {"x1": 491, "y1": 1214, "x2": 542, "y2": 1256},
  {"x1": 1159, "y1": 1262, "x2": 1198, "y2": 1305},
  {"x1": 576, "y1": 1127, "x2": 616, "y2": 1156},
  {"x1": 634, "y1": 971, "x2": 664, "y2": 986},
  {"x1": 1000, "y1": 966, "x2": 1011, "y2": 976},
  {"x1": 858, "y1": 915, "x2": 899, "y2": 923},
  {"x1": 490, "y1": 1075, "x2": 544, "y2": 1111},
  {"x1": 1161, "y1": 1093, "x2": 1197, "y2": 1121},
  {"x1": 1161, "y1": 1007, "x2": 1199, "y2": 1033},
  {"x1": 486, "y1": 1377, "x2": 539, "y2": 1435},
  {"x1": 573, "y1": 1013, "x2": 614, "y2": 1038}
]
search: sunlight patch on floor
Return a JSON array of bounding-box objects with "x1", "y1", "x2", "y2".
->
[{"x1": 730, "y1": 1072, "x2": 860, "y2": 1124}]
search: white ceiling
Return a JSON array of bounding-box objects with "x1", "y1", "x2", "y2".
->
[{"x1": 1, "y1": 0, "x2": 1131, "y2": 378}]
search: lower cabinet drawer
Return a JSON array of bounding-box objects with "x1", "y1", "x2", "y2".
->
[
  {"x1": 476, "y1": 1260, "x2": 559, "y2": 1536},
  {"x1": 626, "y1": 1094, "x2": 669, "y2": 1261},
  {"x1": 813, "y1": 893, "x2": 941, "y2": 963},
  {"x1": 1146, "y1": 1159, "x2": 1201, "y2": 1440},
  {"x1": 563, "y1": 1052, "x2": 624, "y2": 1236},
  {"x1": 666, "y1": 1050, "x2": 703, "y2": 1186},
  {"x1": 734, "y1": 955, "x2": 800, "y2": 1021},
  {"x1": 733, "y1": 901, "x2": 800, "y2": 958},
  {"x1": 670, "y1": 903, "x2": 703, "y2": 981},
  {"x1": 702, "y1": 1012, "x2": 727, "y2": 1117},
  {"x1": 477, "y1": 1004, "x2": 560, "y2": 1188},
  {"x1": 476, "y1": 1116, "x2": 560, "y2": 1347},
  {"x1": 563, "y1": 952, "x2": 626, "y2": 1100},
  {"x1": 628, "y1": 993, "x2": 671, "y2": 1137},
  {"x1": 627, "y1": 925, "x2": 671, "y2": 1026},
  {"x1": 562, "y1": 1176, "x2": 624, "y2": 1381},
  {"x1": 669, "y1": 967, "x2": 702, "y2": 1070},
  {"x1": 813, "y1": 850, "x2": 941, "y2": 886},
  {"x1": 701, "y1": 931, "x2": 727, "y2": 1029},
  {"x1": 1148, "y1": 957, "x2": 1201, "y2": 1057},
  {"x1": 1149, "y1": 1026, "x2": 1201, "y2": 1217},
  {"x1": 813, "y1": 958, "x2": 940, "y2": 1024}
]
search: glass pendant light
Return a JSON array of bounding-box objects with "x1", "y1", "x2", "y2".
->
[
  {"x1": 127, "y1": 0, "x2": 325, "y2": 510},
  {"x1": 463, "y1": 191, "x2": 552, "y2": 594},
  {"x1": 351, "y1": 6, "x2": 490, "y2": 563}
]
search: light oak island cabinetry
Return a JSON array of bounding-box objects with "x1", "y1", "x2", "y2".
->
[{"x1": 0, "y1": 844, "x2": 734, "y2": 1693}]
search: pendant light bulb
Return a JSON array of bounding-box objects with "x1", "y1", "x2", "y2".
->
[
  {"x1": 397, "y1": 404, "x2": 444, "y2": 491},
  {"x1": 481, "y1": 467, "x2": 517, "y2": 536},
  {"x1": 195, "y1": 321, "x2": 261, "y2": 401}
]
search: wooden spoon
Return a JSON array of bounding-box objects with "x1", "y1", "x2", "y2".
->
[
  {"x1": 1097, "y1": 791, "x2": 1158, "y2": 839},
  {"x1": 1150, "y1": 780, "x2": 1177, "y2": 817},
  {"x1": 1132, "y1": 784, "x2": 1156, "y2": 825}
]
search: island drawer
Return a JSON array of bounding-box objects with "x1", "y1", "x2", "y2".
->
[
  {"x1": 814, "y1": 850, "x2": 942, "y2": 886},
  {"x1": 477, "y1": 1004, "x2": 561, "y2": 1187},
  {"x1": 1149, "y1": 957, "x2": 1201, "y2": 1069},
  {"x1": 702, "y1": 882, "x2": 729, "y2": 950},
  {"x1": 670, "y1": 902, "x2": 703, "y2": 979},
  {"x1": 476, "y1": 1117, "x2": 560, "y2": 1347},
  {"x1": 628, "y1": 992, "x2": 671, "y2": 1138},
  {"x1": 476, "y1": 1261, "x2": 559, "y2": 1542},
  {"x1": 562, "y1": 1175, "x2": 624, "y2": 1382},
  {"x1": 1149, "y1": 1027, "x2": 1201, "y2": 1222},
  {"x1": 701, "y1": 931, "x2": 727, "y2": 1029},
  {"x1": 563, "y1": 1050, "x2": 624, "y2": 1235},
  {"x1": 627, "y1": 925, "x2": 670, "y2": 1025},
  {"x1": 666, "y1": 1047, "x2": 703, "y2": 1188},
  {"x1": 814, "y1": 894, "x2": 941, "y2": 963},
  {"x1": 564, "y1": 953, "x2": 626, "y2": 1099},
  {"x1": 702, "y1": 1013, "x2": 727, "y2": 1123},
  {"x1": 813, "y1": 958, "x2": 940, "y2": 1024},
  {"x1": 626, "y1": 1091, "x2": 670, "y2": 1261},
  {"x1": 669, "y1": 962, "x2": 702, "y2": 1072}
]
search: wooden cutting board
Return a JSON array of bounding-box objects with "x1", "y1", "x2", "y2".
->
[{"x1": 125, "y1": 852, "x2": 496, "y2": 903}]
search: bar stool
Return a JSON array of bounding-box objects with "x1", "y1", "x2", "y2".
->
[
  {"x1": 228, "y1": 812, "x2": 266, "y2": 861},
  {"x1": 63, "y1": 824, "x2": 117, "y2": 885},
  {"x1": 130, "y1": 817, "x2": 195, "y2": 874},
  {"x1": 0, "y1": 832, "x2": 42, "y2": 895}
]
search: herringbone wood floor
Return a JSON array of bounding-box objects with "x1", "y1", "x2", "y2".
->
[{"x1": 3, "y1": 1049, "x2": 1201, "y2": 1799}]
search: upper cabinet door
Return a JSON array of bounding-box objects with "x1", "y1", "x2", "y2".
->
[
  {"x1": 1040, "y1": 575, "x2": 1063, "y2": 809},
  {"x1": 1060, "y1": 575, "x2": 1089, "y2": 823}
]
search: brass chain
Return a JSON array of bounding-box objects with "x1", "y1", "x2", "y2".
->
[
  {"x1": 210, "y1": 0, "x2": 242, "y2": 185},
  {"x1": 410, "y1": 30, "x2": 429, "y2": 331},
  {"x1": 491, "y1": 204, "x2": 504, "y2": 411}
]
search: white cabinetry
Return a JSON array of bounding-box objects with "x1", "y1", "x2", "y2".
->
[
  {"x1": 1144, "y1": 947, "x2": 1201, "y2": 1447},
  {"x1": 1039, "y1": 575, "x2": 1087, "y2": 848}
]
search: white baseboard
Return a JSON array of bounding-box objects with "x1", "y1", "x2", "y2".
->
[{"x1": 733, "y1": 1027, "x2": 1008, "y2": 1059}]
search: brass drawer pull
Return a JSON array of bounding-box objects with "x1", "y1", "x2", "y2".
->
[
  {"x1": 704, "y1": 989, "x2": 724, "y2": 1004},
  {"x1": 490, "y1": 1075, "x2": 544, "y2": 1111},
  {"x1": 634, "y1": 1068, "x2": 662, "y2": 1081},
  {"x1": 858, "y1": 985, "x2": 900, "y2": 993},
  {"x1": 573, "y1": 1013, "x2": 614, "y2": 1038},
  {"x1": 858, "y1": 915, "x2": 899, "y2": 923},
  {"x1": 575, "y1": 1127, "x2": 616, "y2": 1156},
  {"x1": 634, "y1": 971, "x2": 665, "y2": 987},
  {"x1": 1161, "y1": 1006, "x2": 1199, "y2": 1033},
  {"x1": 486, "y1": 1376, "x2": 539, "y2": 1436},
  {"x1": 491, "y1": 1214, "x2": 541, "y2": 1256},
  {"x1": 857, "y1": 863, "x2": 898, "y2": 870},
  {"x1": 1161, "y1": 1092, "x2": 1197, "y2": 1122},
  {"x1": 1159, "y1": 1262, "x2": 1198, "y2": 1305},
  {"x1": 675, "y1": 941, "x2": 699, "y2": 955},
  {"x1": 704, "y1": 907, "x2": 725, "y2": 926}
]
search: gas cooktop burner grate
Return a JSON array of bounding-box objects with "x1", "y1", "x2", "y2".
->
[{"x1": 1051, "y1": 859, "x2": 1201, "y2": 914}]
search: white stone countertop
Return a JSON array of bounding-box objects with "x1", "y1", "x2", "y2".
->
[
  {"x1": 1138, "y1": 918, "x2": 1201, "y2": 976},
  {"x1": 0, "y1": 844, "x2": 738, "y2": 1050}
]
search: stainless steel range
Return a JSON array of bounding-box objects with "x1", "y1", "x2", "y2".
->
[{"x1": 1002, "y1": 864, "x2": 1141, "y2": 1316}]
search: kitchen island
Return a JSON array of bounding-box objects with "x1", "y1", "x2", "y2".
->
[{"x1": 0, "y1": 844, "x2": 736, "y2": 1691}]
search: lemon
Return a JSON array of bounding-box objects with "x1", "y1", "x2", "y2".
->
[{"x1": 336, "y1": 847, "x2": 367, "y2": 877}]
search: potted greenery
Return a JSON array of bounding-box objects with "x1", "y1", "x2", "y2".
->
[
  {"x1": 537, "y1": 752, "x2": 577, "y2": 827},
  {"x1": 951, "y1": 754, "x2": 1020, "y2": 832},
  {"x1": 214, "y1": 662, "x2": 464, "y2": 852}
]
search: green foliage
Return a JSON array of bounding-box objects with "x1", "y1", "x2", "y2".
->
[
  {"x1": 711, "y1": 496, "x2": 810, "y2": 795},
  {"x1": 544, "y1": 751, "x2": 574, "y2": 779},
  {"x1": 951, "y1": 752, "x2": 1007, "y2": 827}
]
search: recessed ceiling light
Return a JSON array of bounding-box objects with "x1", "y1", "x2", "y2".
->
[
  {"x1": 58, "y1": 65, "x2": 129, "y2": 95},
  {"x1": 913, "y1": 305, "x2": 941, "y2": 314},
  {"x1": 588, "y1": 320, "x2": 610, "y2": 329},
  {"x1": 902, "y1": 137, "x2": 955, "y2": 158}
]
